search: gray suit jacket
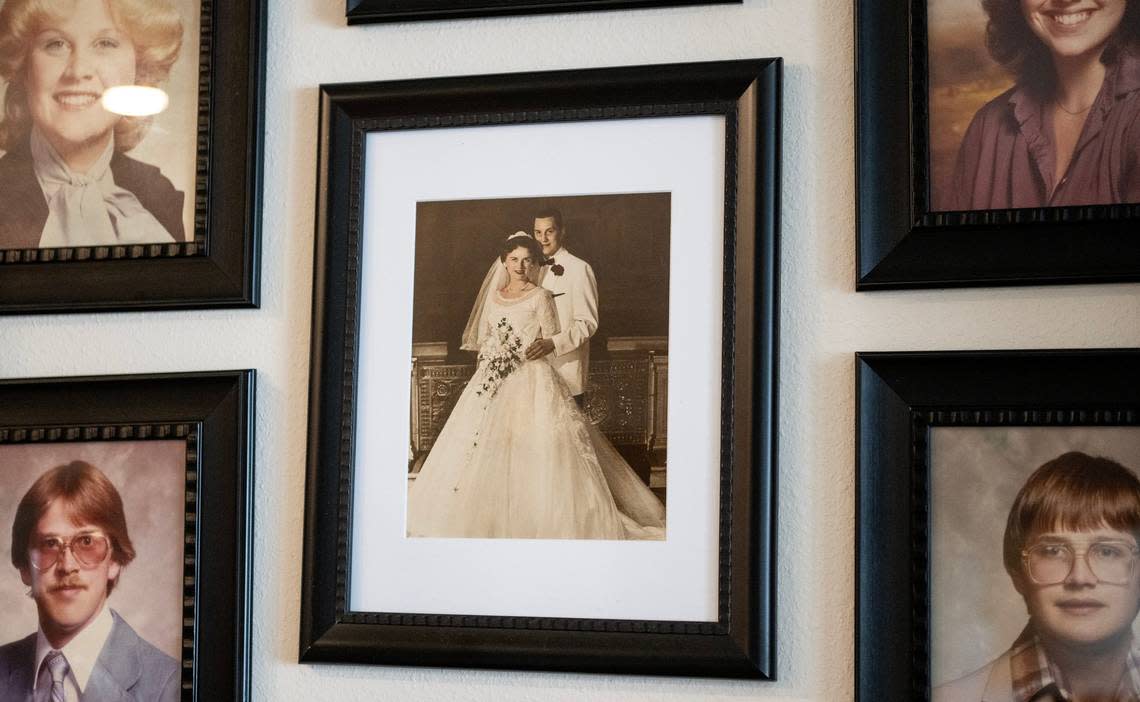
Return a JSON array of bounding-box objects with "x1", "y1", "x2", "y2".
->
[{"x1": 0, "y1": 611, "x2": 179, "y2": 701}]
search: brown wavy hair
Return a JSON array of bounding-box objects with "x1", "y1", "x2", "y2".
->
[
  {"x1": 10, "y1": 460, "x2": 136, "y2": 593},
  {"x1": 1002, "y1": 451, "x2": 1140, "y2": 587},
  {"x1": 983, "y1": 0, "x2": 1140, "y2": 93},
  {"x1": 0, "y1": 0, "x2": 184, "y2": 152}
]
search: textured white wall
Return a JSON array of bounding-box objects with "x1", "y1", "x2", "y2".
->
[{"x1": 2, "y1": 0, "x2": 1140, "y2": 699}]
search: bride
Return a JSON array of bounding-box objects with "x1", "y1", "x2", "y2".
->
[{"x1": 407, "y1": 232, "x2": 666, "y2": 540}]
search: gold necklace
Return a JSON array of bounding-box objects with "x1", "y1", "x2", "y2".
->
[{"x1": 1055, "y1": 99, "x2": 1093, "y2": 117}]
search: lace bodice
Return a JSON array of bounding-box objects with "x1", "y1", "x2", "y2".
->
[{"x1": 478, "y1": 286, "x2": 560, "y2": 353}]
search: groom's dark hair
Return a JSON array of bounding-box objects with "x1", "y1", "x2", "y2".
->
[{"x1": 533, "y1": 207, "x2": 563, "y2": 232}]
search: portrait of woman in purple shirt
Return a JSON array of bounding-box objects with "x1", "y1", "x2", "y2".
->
[{"x1": 932, "y1": 0, "x2": 1140, "y2": 211}]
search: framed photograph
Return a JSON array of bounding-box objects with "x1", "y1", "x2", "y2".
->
[
  {"x1": 0, "y1": 0, "x2": 265, "y2": 314},
  {"x1": 0, "y1": 370, "x2": 254, "y2": 700},
  {"x1": 346, "y1": 0, "x2": 740, "y2": 24},
  {"x1": 856, "y1": 0, "x2": 1140, "y2": 289},
  {"x1": 301, "y1": 59, "x2": 780, "y2": 677},
  {"x1": 857, "y1": 349, "x2": 1140, "y2": 700}
]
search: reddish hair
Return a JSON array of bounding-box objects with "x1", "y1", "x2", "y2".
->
[
  {"x1": 10, "y1": 460, "x2": 135, "y2": 592},
  {"x1": 1003, "y1": 451, "x2": 1140, "y2": 582}
]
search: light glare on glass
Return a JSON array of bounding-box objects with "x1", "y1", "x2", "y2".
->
[
  {"x1": 101, "y1": 85, "x2": 169, "y2": 117},
  {"x1": 29, "y1": 533, "x2": 111, "y2": 570}
]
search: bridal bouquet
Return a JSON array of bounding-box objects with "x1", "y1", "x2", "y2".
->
[{"x1": 475, "y1": 318, "x2": 523, "y2": 398}]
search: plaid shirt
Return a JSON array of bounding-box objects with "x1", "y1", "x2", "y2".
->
[{"x1": 1009, "y1": 626, "x2": 1140, "y2": 702}]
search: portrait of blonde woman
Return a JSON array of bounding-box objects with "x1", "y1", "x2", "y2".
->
[
  {"x1": 929, "y1": 0, "x2": 1140, "y2": 211},
  {"x1": 0, "y1": 0, "x2": 200, "y2": 250}
]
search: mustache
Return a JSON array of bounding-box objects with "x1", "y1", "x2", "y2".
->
[{"x1": 49, "y1": 578, "x2": 86, "y2": 592}]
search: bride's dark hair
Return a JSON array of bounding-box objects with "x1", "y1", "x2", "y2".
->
[{"x1": 498, "y1": 234, "x2": 545, "y2": 264}]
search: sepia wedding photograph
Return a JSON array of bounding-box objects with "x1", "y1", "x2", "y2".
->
[
  {"x1": 406, "y1": 193, "x2": 670, "y2": 541},
  {"x1": 927, "y1": 0, "x2": 1140, "y2": 212},
  {"x1": 0, "y1": 0, "x2": 202, "y2": 250},
  {"x1": 0, "y1": 439, "x2": 186, "y2": 701},
  {"x1": 931, "y1": 426, "x2": 1140, "y2": 701}
]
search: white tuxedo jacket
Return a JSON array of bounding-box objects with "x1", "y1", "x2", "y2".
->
[{"x1": 538, "y1": 248, "x2": 598, "y2": 396}]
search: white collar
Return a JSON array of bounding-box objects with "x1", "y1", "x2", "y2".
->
[
  {"x1": 33, "y1": 604, "x2": 114, "y2": 693},
  {"x1": 28, "y1": 127, "x2": 175, "y2": 248},
  {"x1": 30, "y1": 127, "x2": 115, "y2": 197},
  {"x1": 546, "y1": 246, "x2": 570, "y2": 259}
]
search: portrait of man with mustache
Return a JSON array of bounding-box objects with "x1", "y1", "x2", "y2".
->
[{"x1": 0, "y1": 460, "x2": 178, "y2": 701}]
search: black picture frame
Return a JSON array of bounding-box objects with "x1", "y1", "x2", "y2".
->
[
  {"x1": 0, "y1": 370, "x2": 255, "y2": 700},
  {"x1": 855, "y1": 0, "x2": 1140, "y2": 289},
  {"x1": 856, "y1": 349, "x2": 1140, "y2": 700},
  {"x1": 347, "y1": 0, "x2": 739, "y2": 24},
  {"x1": 301, "y1": 59, "x2": 780, "y2": 678},
  {"x1": 0, "y1": 1, "x2": 266, "y2": 314}
]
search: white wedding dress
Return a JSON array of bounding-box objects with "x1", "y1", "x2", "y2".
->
[{"x1": 407, "y1": 286, "x2": 665, "y2": 540}]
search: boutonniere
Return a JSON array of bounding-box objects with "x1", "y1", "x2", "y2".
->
[{"x1": 543, "y1": 258, "x2": 564, "y2": 276}]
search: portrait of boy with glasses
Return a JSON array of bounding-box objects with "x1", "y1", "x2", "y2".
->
[
  {"x1": 936, "y1": 451, "x2": 1140, "y2": 702},
  {"x1": 0, "y1": 460, "x2": 178, "y2": 701}
]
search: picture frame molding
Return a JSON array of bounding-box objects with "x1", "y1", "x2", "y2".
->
[
  {"x1": 0, "y1": 422, "x2": 200, "y2": 690},
  {"x1": 345, "y1": 0, "x2": 740, "y2": 24},
  {"x1": 0, "y1": 370, "x2": 256, "y2": 701},
  {"x1": 301, "y1": 58, "x2": 781, "y2": 679},
  {"x1": 855, "y1": 0, "x2": 1140, "y2": 289},
  {"x1": 0, "y1": 0, "x2": 266, "y2": 314},
  {"x1": 856, "y1": 349, "x2": 1140, "y2": 700}
]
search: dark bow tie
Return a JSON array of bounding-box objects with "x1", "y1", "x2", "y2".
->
[{"x1": 542, "y1": 258, "x2": 564, "y2": 276}]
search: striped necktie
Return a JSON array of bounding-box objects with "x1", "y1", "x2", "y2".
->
[{"x1": 39, "y1": 650, "x2": 69, "y2": 702}]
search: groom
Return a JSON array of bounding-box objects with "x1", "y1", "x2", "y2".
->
[{"x1": 525, "y1": 208, "x2": 599, "y2": 407}]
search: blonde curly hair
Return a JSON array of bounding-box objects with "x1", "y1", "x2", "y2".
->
[{"x1": 0, "y1": 0, "x2": 184, "y2": 152}]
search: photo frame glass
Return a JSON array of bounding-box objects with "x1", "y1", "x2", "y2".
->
[
  {"x1": 0, "y1": 431, "x2": 196, "y2": 697},
  {"x1": 351, "y1": 115, "x2": 727, "y2": 622},
  {"x1": 930, "y1": 425, "x2": 1140, "y2": 692},
  {"x1": 926, "y1": 0, "x2": 1006, "y2": 213},
  {"x1": 925, "y1": 0, "x2": 1140, "y2": 212},
  {"x1": 0, "y1": 0, "x2": 204, "y2": 250}
]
